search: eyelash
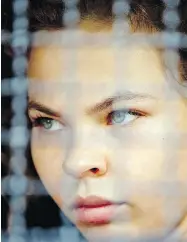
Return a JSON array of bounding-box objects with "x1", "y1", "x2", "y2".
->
[
  {"x1": 30, "y1": 108, "x2": 146, "y2": 131},
  {"x1": 106, "y1": 109, "x2": 146, "y2": 125},
  {"x1": 31, "y1": 113, "x2": 57, "y2": 126}
]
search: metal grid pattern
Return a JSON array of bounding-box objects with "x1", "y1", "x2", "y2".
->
[{"x1": 1, "y1": 0, "x2": 187, "y2": 241}]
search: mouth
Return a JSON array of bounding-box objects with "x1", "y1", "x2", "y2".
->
[{"x1": 73, "y1": 196, "x2": 126, "y2": 225}]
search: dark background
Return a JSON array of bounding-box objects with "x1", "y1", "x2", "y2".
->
[{"x1": 2, "y1": 0, "x2": 187, "y2": 233}]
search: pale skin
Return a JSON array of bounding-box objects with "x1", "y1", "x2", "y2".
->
[{"x1": 28, "y1": 20, "x2": 187, "y2": 241}]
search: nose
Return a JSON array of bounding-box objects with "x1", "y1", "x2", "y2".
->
[
  {"x1": 63, "y1": 148, "x2": 108, "y2": 178},
  {"x1": 63, "y1": 126, "x2": 108, "y2": 178}
]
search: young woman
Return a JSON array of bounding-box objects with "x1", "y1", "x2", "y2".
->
[{"x1": 27, "y1": 1, "x2": 187, "y2": 241}]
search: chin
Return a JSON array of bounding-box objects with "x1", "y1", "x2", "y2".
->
[{"x1": 77, "y1": 223, "x2": 171, "y2": 242}]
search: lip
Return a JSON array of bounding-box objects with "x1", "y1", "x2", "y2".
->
[
  {"x1": 74, "y1": 196, "x2": 113, "y2": 209},
  {"x1": 73, "y1": 196, "x2": 124, "y2": 225}
]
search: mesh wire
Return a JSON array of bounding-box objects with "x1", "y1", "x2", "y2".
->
[
  {"x1": 1, "y1": 0, "x2": 187, "y2": 241},
  {"x1": 5, "y1": 0, "x2": 29, "y2": 242}
]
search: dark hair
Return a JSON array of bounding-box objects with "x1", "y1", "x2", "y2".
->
[
  {"x1": 28, "y1": 0, "x2": 186, "y2": 83},
  {"x1": 28, "y1": 0, "x2": 165, "y2": 31},
  {"x1": 2, "y1": 0, "x2": 186, "y2": 81}
]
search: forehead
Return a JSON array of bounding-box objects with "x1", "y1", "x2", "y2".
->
[
  {"x1": 28, "y1": 30, "x2": 164, "y2": 91},
  {"x1": 28, "y1": 19, "x2": 168, "y2": 107},
  {"x1": 29, "y1": 31, "x2": 163, "y2": 75}
]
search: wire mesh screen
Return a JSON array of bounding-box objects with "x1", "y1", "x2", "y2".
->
[{"x1": 1, "y1": 0, "x2": 187, "y2": 242}]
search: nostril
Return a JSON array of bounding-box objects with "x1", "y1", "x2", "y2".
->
[{"x1": 90, "y1": 168, "x2": 99, "y2": 174}]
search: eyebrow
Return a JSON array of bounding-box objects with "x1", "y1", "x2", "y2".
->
[
  {"x1": 87, "y1": 91, "x2": 156, "y2": 114},
  {"x1": 28, "y1": 91, "x2": 156, "y2": 117},
  {"x1": 28, "y1": 100, "x2": 61, "y2": 117}
]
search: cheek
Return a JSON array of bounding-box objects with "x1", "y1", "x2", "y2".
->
[
  {"x1": 31, "y1": 131, "x2": 64, "y2": 206},
  {"x1": 176, "y1": 150, "x2": 187, "y2": 182},
  {"x1": 122, "y1": 150, "x2": 166, "y2": 181},
  {"x1": 111, "y1": 118, "x2": 187, "y2": 184}
]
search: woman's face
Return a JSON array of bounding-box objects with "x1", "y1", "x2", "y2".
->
[{"x1": 28, "y1": 22, "x2": 187, "y2": 241}]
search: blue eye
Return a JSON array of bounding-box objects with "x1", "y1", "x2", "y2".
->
[
  {"x1": 107, "y1": 110, "x2": 143, "y2": 125},
  {"x1": 33, "y1": 117, "x2": 63, "y2": 131}
]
